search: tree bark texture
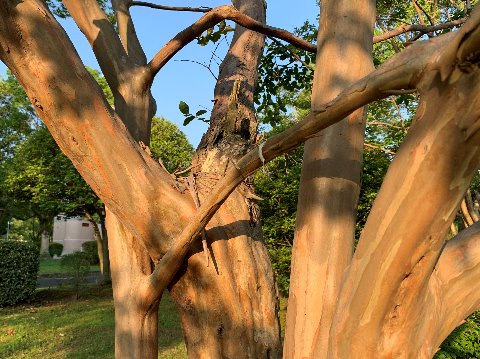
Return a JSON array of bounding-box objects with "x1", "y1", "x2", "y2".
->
[
  {"x1": 329, "y1": 43, "x2": 480, "y2": 358},
  {"x1": 284, "y1": 1, "x2": 375, "y2": 358},
  {"x1": 0, "y1": 0, "x2": 280, "y2": 357},
  {"x1": 170, "y1": 0, "x2": 282, "y2": 357}
]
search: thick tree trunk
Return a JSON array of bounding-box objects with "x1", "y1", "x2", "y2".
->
[
  {"x1": 284, "y1": 1, "x2": 375, "y2": 358},
  {"x1": 168, "y1": 1, "x2": 281, "y2": 357}
]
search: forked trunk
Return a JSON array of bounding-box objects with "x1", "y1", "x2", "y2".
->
[{"x1": 169, "y1": 190, "x2": 281, "y2": 357}]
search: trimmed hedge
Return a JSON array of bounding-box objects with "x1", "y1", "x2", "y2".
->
[
  {"x1": 81, "y1": 241, "x2": 99, "y2": 265},
  {"x1": 0, "y1": 240, "x2": 40, "y2": 306},
  {"x1": 48, "y1": 242, "x2": 63, "y2": 257}
]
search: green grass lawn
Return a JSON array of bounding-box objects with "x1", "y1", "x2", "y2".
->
[
  {"x1": 0, "y1": 286, "x2": 186, "y2": 358},
  {"x1": 39, "y1": 257, "x2": 100, "y2": 275}
]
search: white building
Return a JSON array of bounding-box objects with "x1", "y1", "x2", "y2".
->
[{"x1": 52, "y1": 214, "x2": 96, "y2": 255}]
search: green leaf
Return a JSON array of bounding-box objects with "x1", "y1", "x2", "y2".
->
[
  {"x1": 195, "y1": 109, "x2": 207, "y2": 116},
  {"x1": 183, "y1": 115, "x2": 195, "y2": 126},
  {"x1": 178, "y1": 101, "x2": 190, "y2": 115}
]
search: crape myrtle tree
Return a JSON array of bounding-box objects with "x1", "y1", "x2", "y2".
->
[{"x1": 1, "y1": 0, "x2": 480, "y2": 358}]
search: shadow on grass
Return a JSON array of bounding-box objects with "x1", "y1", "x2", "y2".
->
[{"x1": 0, "y1": 285, "x2": 186, "y2": 358}]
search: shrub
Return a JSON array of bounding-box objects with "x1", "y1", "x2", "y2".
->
[
  {"x1": 48, "y1": 242, "x2": 63, "y2": 257},
  {"x1": 81, "y1": 240, "x2": 99, "y2": 265},
  {"x1": 61, "y1": 252, "x2": 91, "y2": 298},
  {"x1": 0, "y1": 240, "x2": 40, "y2": 306},
  {"x1": 435, "y1": 311, "x2": 480, "y2": 358}
]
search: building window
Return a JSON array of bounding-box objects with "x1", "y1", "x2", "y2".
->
[{"x1": 82, "y1": 223, "x2": 90, "y2": 227}]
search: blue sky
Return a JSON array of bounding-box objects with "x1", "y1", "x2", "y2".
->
[{"x1": 1, "y1": 1, "x2": 319, "y2": 146}]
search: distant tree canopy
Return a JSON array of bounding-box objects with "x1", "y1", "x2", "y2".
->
[{"x1": 0, "y1": 70, "x2": 193, "y2": 237}]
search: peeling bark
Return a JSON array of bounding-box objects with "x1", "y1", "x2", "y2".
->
[{"x1": 330, "y1": 47, "x2": 480, "y2": 359}]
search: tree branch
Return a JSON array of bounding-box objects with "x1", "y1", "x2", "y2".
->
[
  {"x1": 61, "y1": 0, "x2": 132, "y2": 92},
  {"x1": 373, "y1": 17, "x2": 467, "y2": 43},
  {"x1": 427, "y1": 221, "x2": 480, "y2": 347},
  {"x1": 145, "y1": 5, "x2": 316, "y2": 85},
  {"x1": 364, "y1": 143, "x2": 397, "y2": 155},
  {"x1": 112, "y1": 0, "x2": 148, "y2": 65},
  {"x1": 63, "y1": 0, "x2": 155, "y2": 142},
  {"x1": 0, "y1": 0, "x2": 194, "y2": 261},
  {"x1": 130, "y1": 1, "x2": 212, "y2": 13}
]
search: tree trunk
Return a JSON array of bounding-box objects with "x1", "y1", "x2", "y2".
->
[
  {"x1": 85, "y1": 210, "x2": 111, "y2": 283},
  {"x1": 99, "y1": 212, "x2": 111, "y2": 283},
  {"x1": 40, "y1": 230, "x2": 49, "y2": 256},
  {"x1": 107, "y1": 210, "x2": 159, "y2": 359},
  {"x1": 168, "y1": 1, "x2": 281, "y2": 356},
  {"x1": 284, "y1": 1, "x2": 375, "y2": 358}
]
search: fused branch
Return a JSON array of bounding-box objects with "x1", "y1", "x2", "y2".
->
[
  {"x1": 62, "y1": 0, "x2": 131, "y2": 90},
  {"x1": 146, "y1": 5, "x2": 316, "y2": 84},
  {"x1": 112, "y1": 0, "x2": 148, "y2": 65}
]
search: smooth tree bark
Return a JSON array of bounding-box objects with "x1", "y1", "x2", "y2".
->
[
  {"x1": 1, "y1": 1, "x2": 480, "y2": 359},
  {"x1": 284, "y1": 1, "x2": 375, "y2": 357}
]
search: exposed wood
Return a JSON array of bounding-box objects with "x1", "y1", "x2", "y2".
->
[{"x1": 167, "y1": 0, "x2": 282, "y2": 355}]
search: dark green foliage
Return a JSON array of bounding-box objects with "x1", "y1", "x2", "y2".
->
[
  {"x1": 196, "y1": 20, "x2": 234, "y2": 46},
  {"x1": 81, "y1": 240, "x2": 99, "y2": 265},
  {"x1": 435, "y1": 311, "x2": 480, "y2": 359},
  {"x1": 0, "y1": 240, "x2": 39, "y2": 306},
  {"x1": 256, "y1": 22, "x2": 317, "y2": 126},
  {"x1": 178, "y1": 100, "x2": 209, "y2": 126},
  {"x1": 149, "y1": 117, "x2": 195, "y2": 173},
  {"x1": 356, "y1": 148, "x2": 391, "y2": 240},
  {"x1": 60, "y1": 252, "x2": 91, "y2": 298},
  {"x1": 48, "y1": 242, "x2": 63, "y2": 258},
  {"x1": 255, "y1": 120, "x2": 303, "y2": 295}
]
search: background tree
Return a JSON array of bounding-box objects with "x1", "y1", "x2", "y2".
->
[
  {"x1": 150, "y1": 117, "x2": 194, "y2": 173},
  {"x1": 0, "y1": 72, "x2": 40, "y2": 234}
]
